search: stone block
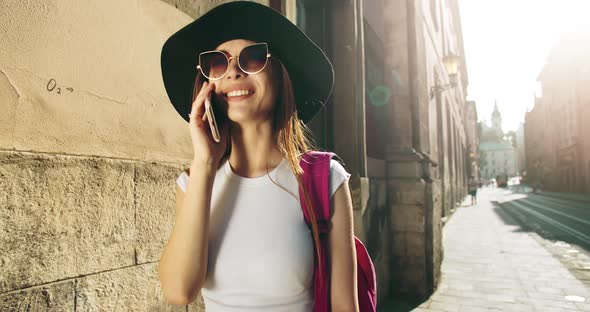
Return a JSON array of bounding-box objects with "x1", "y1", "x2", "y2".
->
[
  {"x1": 352, "y1": 209, "x2": 367, "y2": 242},
  {"x1": 405, "y1": 231, "x2": 426, "y2": 257},
  {"x1": 391, "y1": 255, "x2": 426, "y2": 296},
  {"x1": 349, "y1": 176, "x2": 370, "y2": 214},
  {"x1": 76, "y1": 262, "x2": 185, "y2": 312},
  {"x1": 391, "y1": 270, "x2": 427, "y2": 298},
  {"x1": 387, "y1": 179, "x2": 426, "y2": 205},
  {"x1": 392, "y1": 231, "x2": 406, "y2": 256},
  {"x1": 373, "y1": 179, "x2": 388, "y2": 209},
  {"x1": 372, "y1": 252, "x2": 391, "y2": 302},
  {"x1": 363, "y1": 178, "x2": 390, "y2": 259},
  {"x1": 187, "y1": 293, "x2": 206, "y2": 312},
  {"x1": 135, "y1": 161, "x2": 186, "y2": 264},
  {"x1": 386, "y1": 161, "x2": 422, "y2": 179},
  {"x1": 429, "y1": 180, "x2": 443, "y2": 286},
  {"x1": 0, "y1": 151, "x2": 135, "y2": 293},
  {"x1": 370, "y1": 218, "x2": 391, "y2": 299},
  {"x1": 0, "y1": 280, "x2": 74, "y2": 311},
  {"x1": 390, "y1": 204, "x2": 424, "y2": 232}
]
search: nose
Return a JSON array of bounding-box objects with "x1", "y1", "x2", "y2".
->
[{"x1": 225, "y1": 56, "x2": 245, "y2": 80}]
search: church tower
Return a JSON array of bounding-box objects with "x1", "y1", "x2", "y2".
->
[{"x1": 491, "y1": 101, "x2": 502, "y2": 134}]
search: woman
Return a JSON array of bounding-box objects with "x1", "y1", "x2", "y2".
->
[{"x1": 157, "y1": 2, "x2": 359, "y2": 311}]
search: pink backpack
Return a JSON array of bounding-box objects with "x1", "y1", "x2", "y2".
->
[{"x1": 298, "y1": 151, "x2": 377, "y2": 312}]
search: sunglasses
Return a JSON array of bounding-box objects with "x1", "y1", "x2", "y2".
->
[{"x1": 196, "y1": 42, "x2": 271, "y2": 80}]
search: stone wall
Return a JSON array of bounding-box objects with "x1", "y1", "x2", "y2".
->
[
  {"x1": 0, "y1": 150, "x2": 205, "y2": 310},
  {"x1": 360, "y1": 0, "x2": 469, "y2": 301}
]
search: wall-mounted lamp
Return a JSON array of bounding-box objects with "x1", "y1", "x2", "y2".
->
[{"x1": 430, "y1": 52, "x2": 461, "y2": 99}]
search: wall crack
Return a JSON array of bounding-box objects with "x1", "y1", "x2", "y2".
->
[{"x1": 0, "y1": 68, "x2": 22, "y2": 99}]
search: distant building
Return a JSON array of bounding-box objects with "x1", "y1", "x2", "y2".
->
[
  {"x1": 465, "y1": 101, "x2": 479, "y2": 179},
  {"x1": 515, "y1": 123, "x2": 526, "y2": 175},
  {"x1": 525, "y1": 31, "x2": 590, "y2": 193},
  {"x1": 480, "y1": 142, "x2": 517, "y2": 179},
  {"x1": 479, "y1": 102, "x2": 504, "y2": 143},
  {"x1": 524, "y1": 97, "x2": 549, "y2": 187},
  {"x1": 479, "y1": 102, "x2": 517, "y2": 179},
  {"x1": 491, "y1": 102, "x2": 502, "y2": 137}
]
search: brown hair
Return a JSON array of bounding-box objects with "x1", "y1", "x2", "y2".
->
[{"x1": 191, "y1": 56, "x2": 328, "y2": 288}]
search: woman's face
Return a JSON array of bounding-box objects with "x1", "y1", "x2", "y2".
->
[{"x1": 210, "y1": 39, "x2": 280, "y2": 125}]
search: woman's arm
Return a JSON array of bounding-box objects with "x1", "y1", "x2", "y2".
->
[
  {"x1": 329, "y1": 181, "x2": 360, "y2": 312},
  {"x1": 158, "y1": 162, "x2": 216, "y2": 305}
]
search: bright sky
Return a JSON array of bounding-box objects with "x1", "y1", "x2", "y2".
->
[{"x1": 458, "y1": 0, "x2": 590, "y2": 132}]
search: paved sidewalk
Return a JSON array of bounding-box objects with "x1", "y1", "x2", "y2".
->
[{"x1": 413, "y1": 188, "x2": 590, "y2": 311}]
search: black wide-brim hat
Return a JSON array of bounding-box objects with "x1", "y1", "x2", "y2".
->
[{"x1": 161, "y1": 1, "x2": 334, "y2": 124}]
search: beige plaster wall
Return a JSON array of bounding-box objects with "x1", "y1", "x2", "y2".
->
[{"x1": 0, "y1": 0, "x2": 194, "y2": 164}]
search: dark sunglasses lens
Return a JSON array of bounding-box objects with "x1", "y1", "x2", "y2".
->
[
  {"x1": 200, "y1": 52, "x2": 228, "y2": 79},
  {"x1": 239, "y1": 44, "x2": 268, "y2": 74}
]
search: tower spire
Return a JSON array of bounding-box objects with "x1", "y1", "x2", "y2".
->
[{"x1": 491, "y1": 100, "x2": 502, "y2": 137}]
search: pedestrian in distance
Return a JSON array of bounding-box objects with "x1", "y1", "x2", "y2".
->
[
  {"x1": 468, "y1": 176, "x2": 478, "y2": 205},
  {"x1": 157, "y1": 2, "x2": 367, "y2": 311}
]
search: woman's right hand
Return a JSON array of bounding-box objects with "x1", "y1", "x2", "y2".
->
[{"x1": 189, "y1": 81, "x2": 230, "y2": 167}]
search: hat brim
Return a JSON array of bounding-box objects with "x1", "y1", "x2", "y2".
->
[{"x1": 161, "y1": 1, "x2": 334, "y2": 124}]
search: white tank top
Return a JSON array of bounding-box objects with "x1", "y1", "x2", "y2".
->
[{"x1": 176, "y1": 157, "x2": 351, "y2": 311}]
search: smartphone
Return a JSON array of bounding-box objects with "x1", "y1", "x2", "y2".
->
[{"x1": 203, "y1": 93, "x2": 221, "y2": 143}]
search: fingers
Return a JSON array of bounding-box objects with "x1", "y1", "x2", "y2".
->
[
  {"x1": 200, "y1": 82, "x2": 211, "y2": 122},
  {"x1": 201, "y1": 83, "x2": 216, "y2": 123},
  {"x1": 190, "y1": 81, "x2": 216, "y2": 125},
  {"x1": 189, "y1": 89, "x2": 203, "y2": 127}
]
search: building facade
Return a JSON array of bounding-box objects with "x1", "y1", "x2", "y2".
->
[
  {"x1": 478, "y1": 104, "x2": 517, "y2": 180},
  {"x1": 515, "y1": 122, "x2": 526, "y2": 175},
  {"x1": 465, "y1": 101, "x2": 480, "y2": 180},
  {"x1": 479, "y1": 103, "x2": 504, "y2": 142},
  {"x1": 0, "y1": 0, "x2": 473, "y2": 310},
  {"x1": 525, "y1": 31, "x2": 590, "y2": 193},
  {"x1": 354, "y1": 0, "x2": 472, "y2": 300},
  {"x1": 479, "y1": 142, "x2": 517, "y2": 179}
]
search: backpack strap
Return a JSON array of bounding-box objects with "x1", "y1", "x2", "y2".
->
[
  {"x1": 299, "y1": 151, "x2": 335, "y2": 227},
  {"x1": 299, "y1": 150, "x2": 335, "y2": 312}
]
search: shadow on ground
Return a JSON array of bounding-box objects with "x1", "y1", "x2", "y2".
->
[
  {"x1": 377, "y1": 296, "x2": 424, "y2": 312},
  {"x1": 491, "y1": 191, "x2": 590, "y2": 252}
]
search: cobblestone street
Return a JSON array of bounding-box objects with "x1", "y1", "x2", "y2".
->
[{"x1": 381, "y1": 188, "x2": 590, "y2": 311}]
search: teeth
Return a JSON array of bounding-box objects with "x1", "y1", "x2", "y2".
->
[{"x1": 227, "y1": 90, "x2": 253, "y2": 97}]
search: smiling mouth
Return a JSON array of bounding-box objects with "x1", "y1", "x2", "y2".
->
[{"x1": 226, "y1": 90, "x2": 255, "y2": 101}]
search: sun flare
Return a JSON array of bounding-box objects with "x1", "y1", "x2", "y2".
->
[{"x1": 459, "y1": 0, "x2": 590, "y2": 132}]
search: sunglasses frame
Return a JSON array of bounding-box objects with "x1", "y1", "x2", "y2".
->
[{"x1": 196, "y1": 42, "x2": 272, "y2": 81}]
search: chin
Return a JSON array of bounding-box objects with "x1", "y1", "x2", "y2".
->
[
  {"x1": 227, "y1": 110, "x2": 275, "y2": 125},
  {"x1": 226, "y1": 110, "x2": 251, "y2": 124}
]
